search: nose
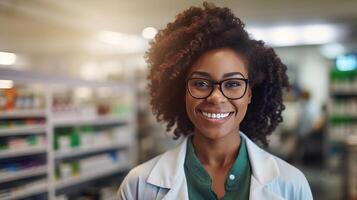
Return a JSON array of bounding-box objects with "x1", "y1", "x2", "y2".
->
[{"x1": 206, "y1": 85, "x2": 227, "y2": 104}]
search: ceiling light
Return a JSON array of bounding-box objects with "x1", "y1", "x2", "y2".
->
[
  {"x1": 0, "y1": 52, "x2": 16, "y2": 65},
  {"x1": 247, "y1": 24, "x2": 340, "y2": 47},
  {"x1": 98, "y1": 31, "x2": 132, "y2": 45},
  {"x1": 268, "y1": 26, "x2": 300, "y2": 46},
  {"x1": 142, "y1": 27, "x2": 157, "y2": 39},
  {"x1": 320, "y1": 43, "x2": 345, "y2": 59},
  {"x1": 0, "y1": 80, "x2": 14, "y2": 89},
  {"x1": 301, "y1": 25, "x2": 337, "y2": 44},
  {"x1": 336, "y1": 55, "x2": 357, "y2": 71},
  {"x1": 96, "y1": 31, "x2": 147, "y2": 54}
]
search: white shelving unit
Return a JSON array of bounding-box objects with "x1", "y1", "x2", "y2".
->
[
  {"x1": 55, "y1": 162, "x2": 131, "y2": 190},
  {"x1": 328, "y1": 65, "x2": 357, "y2": 199},
  {"x1": 0, "y1": 68, "x2": 138, "y2": 200},
  {"x1": 0, "y1": 146, "x2": 47, "y2": 159},
  {"x1": 0, "y1": 125, "x2": 46, "y2": 136},
  {"x1": 0, "y1": 110, "x2": 46, "y2": 119},
  {"x1": 52, "y1": 115, "x2": 132, "y2": 127},
  {"x1": 0, "y1": 182, "x2": 48, "y2": 200},
  {"x1": 0, "y1": 165, "x2": 47, "y2": 183},
  {"x1": 54, "y1": 143, "x2": 129, "y2": 159}
]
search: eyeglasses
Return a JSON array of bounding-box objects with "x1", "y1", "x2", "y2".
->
[{"x1": 186, "y1": 78, "x2": 249, "y2": 100}]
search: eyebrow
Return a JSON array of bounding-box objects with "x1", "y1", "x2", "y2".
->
[{"x1": 190, "y1": 71, "x2": 246, "y2": 79}]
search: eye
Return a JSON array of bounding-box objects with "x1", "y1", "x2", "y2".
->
[
  {"x1": 224, "y1": 80, "x2": 242, "y2": 88},
  {"x1": 192, "y1": 79, "x2": 210, "y2": 88}
]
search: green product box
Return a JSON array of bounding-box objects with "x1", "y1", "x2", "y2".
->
[
  {"x1": 70, "y1": 129, "x2": 80, "y2": 148},
  {"x1": 72, "y1": 162, "x2": 80, "y2": 175},
  {"x1": 27, "y1": 135, "x2": 37, "y2": 146},
  {"x1": 0, "y1": 143, "x2": 8, "y2": 151}
]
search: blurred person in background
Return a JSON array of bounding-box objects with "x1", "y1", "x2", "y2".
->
[
  {"x1": 295, "y1": 89, "x2": 323, "y2": 164},
  {"x1": 118, "y1": 2, "x2": 312, "y2": 200},
  {"x1": 296, "y1": 90, "x2": 316, "y2": 138},
  {"x1": 300, "y1": 103, "x2": 328, "y2": 166}
]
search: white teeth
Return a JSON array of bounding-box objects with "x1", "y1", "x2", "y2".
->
[{"x1": 202, "y1": 111, "x2": 230, "y2": 119}]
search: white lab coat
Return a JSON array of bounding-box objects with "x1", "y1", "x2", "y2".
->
[{"x1": 117, "y1": 132, "x2": 313, "y2": 200}]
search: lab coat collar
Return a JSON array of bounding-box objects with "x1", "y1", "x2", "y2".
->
[
  {"x1": 146, "y1": 132, "x2": 282, "y2": 199},
  {"x1": 147, "y1": 137, "x2": 188, "y2": 189},
  {"x1": 146, "y1": 137, "x2": 189, "y2": 200},
  {"x1": 249, "y1": 176, "x2": 285, "y2": 200},
  {"x1": 241, "y1": 133, "x2": 280, "y2": 184}
]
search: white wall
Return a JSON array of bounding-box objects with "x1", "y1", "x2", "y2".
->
[{"x1": 276, "y1": 45, "x2": 331, "y2": 118}]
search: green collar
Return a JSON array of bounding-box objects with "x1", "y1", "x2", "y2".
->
[{"x1": 184, "y1": 135, "x2": 251, "y2": 199}]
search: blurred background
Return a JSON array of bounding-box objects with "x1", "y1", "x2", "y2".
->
[{"x1": 0, "y1": 0, "x2": 356, "y2": 199}]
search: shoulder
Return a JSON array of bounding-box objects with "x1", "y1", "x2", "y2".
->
[
  {"x1": 242, "y1": 133, "x2": 312, "y2": 199},
  {"x1": 117, "y1": 155, "x2": 162, "y2": 200},
  {"x1": 126, "y1": 155, "x2": 161, "y2": 182},
  {"x1": 117, "y1": 138, "x2": 188, "y2": 199},
  {"x1": 269, "y1": 154, "x2": 313, "y2": 200}
]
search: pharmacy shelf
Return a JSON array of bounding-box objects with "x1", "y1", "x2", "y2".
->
[
  {"x1": 0, "y1": 68, "x2": 132, "y2": 90},
  {"x1": 0, "y1": 110, "x2": 46, "y2": 119},
  {"x1": 55, "y1": 143, "x2": 128, "y2": 159},
  {"x1": 331, "y1": 91, "x2": 357, "y2": 98},
  {"x1": 0, "y1": 125, "x2": 46, "y2": 137},
  {"x1": 52, "y1": 115, "x2": 132, "y2": 127},
  {"x1": 55, "y1": 163, "x2": 130, "y2": 190},
  {"x1": 0, "y1": 183, "x2": 47, "y2": 200},
  {"x1": 330, "y1": 114, "x2": 357, "y2": 118},
  {"x1": 0, "y1": 146, "x2": 46, "y2": 159},
  {"x1": 329, "y1": 68, "x2": 357, "y2": 199},
  {"x1": 0, "y1": 165, "x2": 47, "y2": 183},
  {"x1": 0, "y1": 68, "x2": 137, "y2": 199}
]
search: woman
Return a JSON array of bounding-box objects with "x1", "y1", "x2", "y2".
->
[{"x1": 118, "y1": 3, "x2": 313, "y2": 200}]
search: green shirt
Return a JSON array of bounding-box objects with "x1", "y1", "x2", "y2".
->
[{"x1": 184, "y1": 136, "x2": 251, "y2": 200}]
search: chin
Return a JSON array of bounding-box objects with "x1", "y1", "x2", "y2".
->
[{"x1": 196, "y1": 127, "x2": 233, "y2": 140}]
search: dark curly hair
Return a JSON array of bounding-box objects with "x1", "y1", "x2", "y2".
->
[{"x1": 146, "y1": 2, "x2": 289, "y2": 146}]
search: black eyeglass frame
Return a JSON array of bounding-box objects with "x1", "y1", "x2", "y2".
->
[{"x1": 186, "y1": 77, "x2": 249, "y2": 100}]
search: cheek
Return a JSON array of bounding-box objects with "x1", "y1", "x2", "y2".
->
[{"x1": 233, "y1": 99, "x2": 250, "y2": 122}]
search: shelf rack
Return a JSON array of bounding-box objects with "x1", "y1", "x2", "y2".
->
[
  {"x1": 0, "y1": 165, "x2": 47, "y2": 183},
  {"x1": 0, "y1": 110, "x2": 46, "y2": 119},
  {"x1": 0, "y1": 146, "x2": 47, "y2": 159},
  {"x1": 55, "y1": 163, "x2": 130, "y2": 190},
  {"x1": 0, "y1": 125, "x2": 46, "y2": 137},
  {"x1": 328, "y1": 66, "x2": 357, "y2": 199},
  {"x1": 0, "y1": 184, "x2": 48, "y2": 200},
  {"x1": 0, "y1": 68, "x2": 138, "y2": 200},
  {"x1": 52, "y1": 115, "x2": 132, "y2": 127},
  {"x1": 54, "y1": 143, "x2": 129, "y2": 160}
]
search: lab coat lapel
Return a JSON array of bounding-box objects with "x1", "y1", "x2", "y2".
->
[
  {"x1": 249, "y1": 176, "x2": 285, "y2": 200},
  {"x1": 147, "y1": 137, "x2": 189, "y2": 200},
  {"x1": 242, "y1": 132, "x2": 284, "y2": 200},
  {"x1": 242, "y1": 133, "x2": 280, "y2": 183},
  {"x1": 162, "y1": 172, "x2": 188, "y2": 200}
]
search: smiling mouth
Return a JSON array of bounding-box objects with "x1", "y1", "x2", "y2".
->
[{"x1": 197, "y1": 109, "x2": 234, "y2": 120}]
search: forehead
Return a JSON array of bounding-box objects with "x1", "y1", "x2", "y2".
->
[{"x1": 188, "y1": 48, "x2": 248, "y2": 79}]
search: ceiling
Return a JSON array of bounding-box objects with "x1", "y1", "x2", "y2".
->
[{"x1": 1, "y1": 0, "x2": 357, "y2": 56}]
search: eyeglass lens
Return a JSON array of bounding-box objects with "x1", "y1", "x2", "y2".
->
[{"x1": 187, "y1": 78, "x2": 247, "y2": 99}]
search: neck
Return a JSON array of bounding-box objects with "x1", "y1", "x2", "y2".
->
[{"x1": 192, "y1": 130, "x2": 241, "y2": 167}]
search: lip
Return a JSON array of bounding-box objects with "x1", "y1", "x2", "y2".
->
[{"x1": 196, "y1": 108, "x2": 234, "y2": 124}]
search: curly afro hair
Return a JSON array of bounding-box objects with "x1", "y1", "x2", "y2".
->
[{"x1": 146, "y1": 2, "x2": 289, "y2": 146}]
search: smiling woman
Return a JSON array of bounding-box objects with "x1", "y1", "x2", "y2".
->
[
  {"x1": 118, "y1": 2, "x2": 313, "y2": 200},
  {"x1": 185, "y1": 49, "x2": 251, "y2": 142}
]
